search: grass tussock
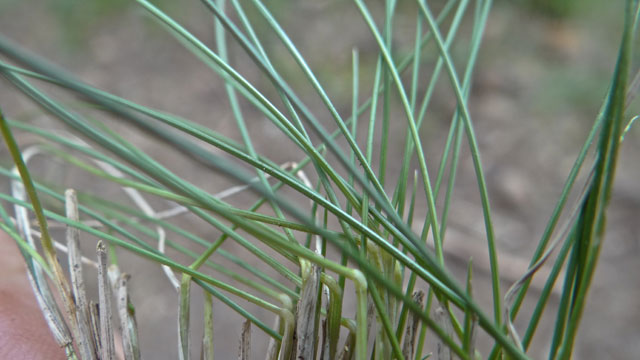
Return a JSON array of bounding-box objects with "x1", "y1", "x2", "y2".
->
[{"x1": 1, "y1": 0, "x2": 639, "y2": 359}]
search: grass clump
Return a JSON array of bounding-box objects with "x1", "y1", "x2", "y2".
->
[{"x1": 0, "y1": 0, "x2": 638, "y2": 359}]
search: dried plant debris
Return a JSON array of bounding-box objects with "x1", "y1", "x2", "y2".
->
[
  {"x1": 239, "y1": 319, "x2": 251, "y2": 360},
  {"x1": 402, "y1": 290, "x2": 425, "y2": 360},
  {"x1": 89, "y1": 302, "x2": 102, "y2": 357},
  {"x1": 117, "y1": 273, "x2": 141, "y2": 360},
  {"x1": 265, "y1": 315, "x2": 281, "y2": 360},
  {"x1": 66, "y1": 189, "x2": 98, "y2": 360},
  {"x1": 319, "y1": 319, "x2": 328, "y2": 360},
  {"x1": 97, "y1": 240, "x2": 116, "y2": 360},
  {"x1": 294, "y1": 263, "x2": 321, "y2": 360}
]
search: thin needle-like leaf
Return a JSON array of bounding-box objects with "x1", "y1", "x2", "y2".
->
[
  {"x1": 555, "y1": 1, "x2": 632, "y2": 357},
  {"x1": 413, "y1": 0, "x2": 503, "y2": 326},
  {"x1": 178, "y1": 277, "x2": 192, "y2": 360}
]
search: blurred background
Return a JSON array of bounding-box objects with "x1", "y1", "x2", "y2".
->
[{"x1": 1, "y1": 0, "x2": 639, "y2": 358}]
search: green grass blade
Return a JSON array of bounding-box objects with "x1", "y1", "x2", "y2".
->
[
  {"x1": 554, "y1": 1, "x2": 633, "y2": 357},
  {"x1": 414, "y1": 0, "x2": 502, "y2": 326}
]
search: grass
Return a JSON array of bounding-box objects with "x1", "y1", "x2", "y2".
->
[{"x1": 0, "y1": 0, "x2": 638, "y2": 359}]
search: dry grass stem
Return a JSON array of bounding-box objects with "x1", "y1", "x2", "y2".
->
[
  {"x1": 265, "y1": 316, "x2": 281, "y2": 360},
  {"x1": 66, "y1": 189, "x2": 98, "y2": 359},
  {"x1": 402, "y1": 290, "x2": 425, "y2": 360},
  {"x1": 27, "y1": 269, "x2": 75, "y2": 354},
  {"x1": 116, "y1": 273, "x2": 141, "y2": 360},
  {"x1": 319, "y1": 319, "x2": 329, "y2": 360},
  {"x1": 10, "y1": 147, "x2": 75, "y2": 354},
  {"x1": 239, "y1": 319, "x2": 251, "y2": 360},
  {"x1": 89, "y1": 301, "x2": 103, "y2": 356},
  {"x1": 294, "y1": 263, "x2": 321, "y2": 359},
  {"x1": 97, "y1": 240, "x2": 116, "y2": 360},
  {"x1": 276, "y1": 304, "x2": 295, "y2": 360}
]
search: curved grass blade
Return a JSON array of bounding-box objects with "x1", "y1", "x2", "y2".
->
[
  {"x1": 2, "y1": 41, "x2": 465, "y2": 316},
  {"x1": 412, "y1": 0, "x2": 503, "y2": 325}
]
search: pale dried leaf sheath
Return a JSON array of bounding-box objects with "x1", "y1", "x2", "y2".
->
[
  {"x1": 278, "y1": 309, "x2": 295, "y2": 360},
  {"x1": 269, "y1": 295, "x2": 294, "y2": 360},
  {"x1": 97, "y1": 241, "x2": 116, "y2": 360},
  {"x1": 107, "y1": 265, "x2": 121, "y2": 292},
  {"x1": 117, "y1": 273, "x2": 141, "y2": 360},
  {"x1": 319, "y1": 319, "x2": 329, "y2": 360},
  {"x1": 12, "y1": 147, "x2": 78, "y2": 339},
  {"x1": 264, "y1": 315, "x2": 280, "y2": 360},
  {"x1": 66, "y1": 189, "x2": 97, "y2": 360},
  {"x1": 26, "y1": 269, "x2": 75, "y2": 352},
  {"x1": 89, "y1": 302, "x2": 102, "y2": 356},
  {"x1": 239, "y1": 319, "x2": 251, "y2": 360},
  {"x1": 10, "y1": 149, "x2": 74, "y2": 352},
  {"x1": 402, "y1": 291, "x2": 425, "y2": 360},
  {"x1": 128, "y1": 304, "x2": 142, "y2": 360},
  {"x1": 295, "y1": 264, "x2": 321, "y2": 360}
]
